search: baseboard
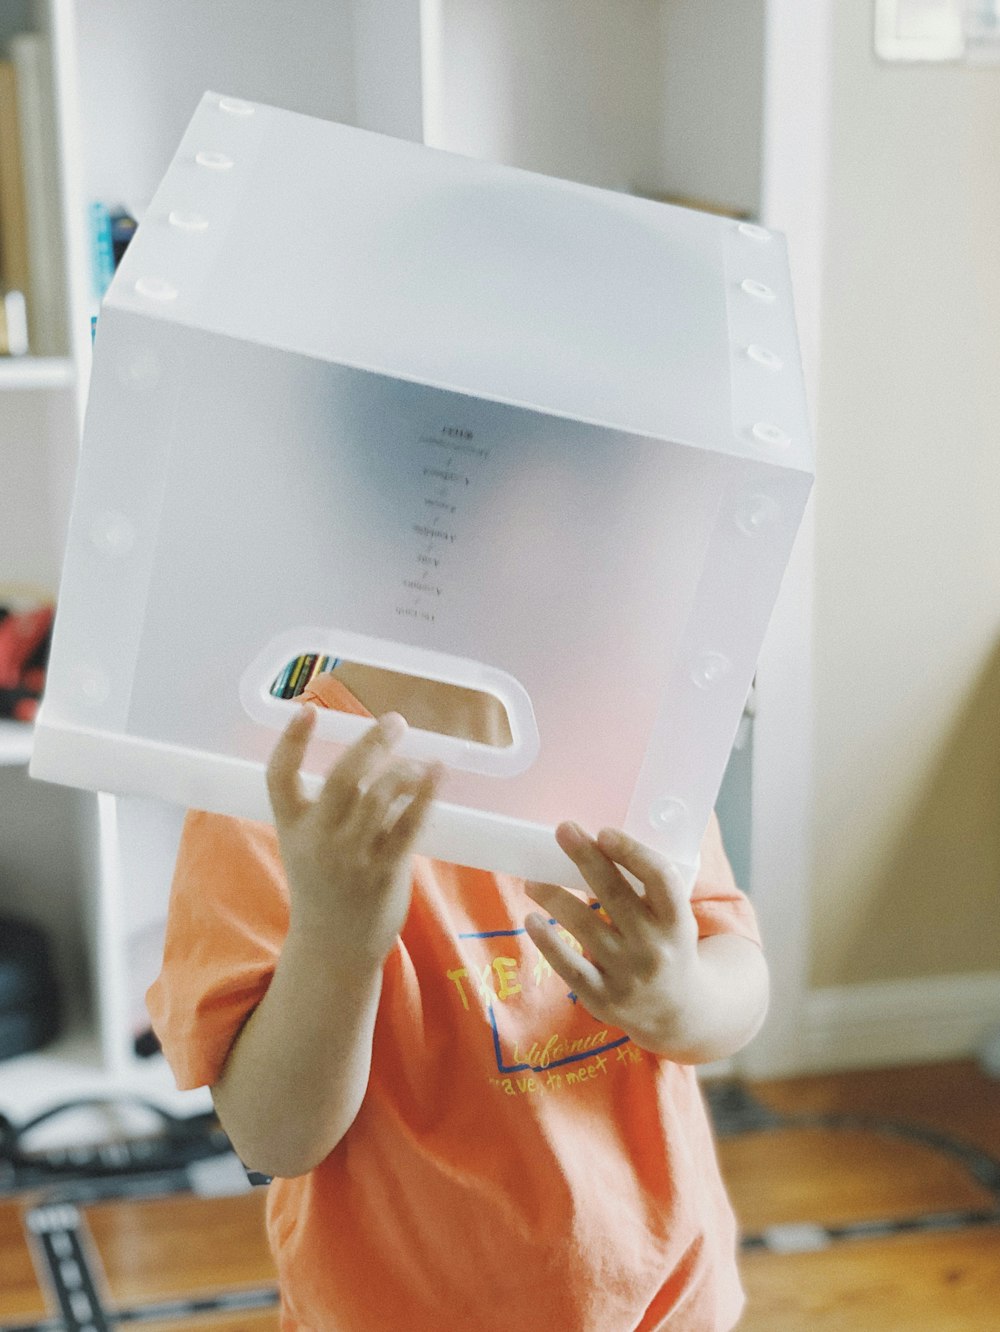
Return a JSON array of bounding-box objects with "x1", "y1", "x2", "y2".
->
[{"x1": 799, "y1": 970, "x2": 1000, "y2": 1074}]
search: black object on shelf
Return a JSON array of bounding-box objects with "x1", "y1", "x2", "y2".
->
[
  {"x1": 0, "y1": 916, "x2": 61, "y2": 1061},
  {"x1": 110, "y1": 207, "x2": 138, "y2": 266},
  {"x1": 133, "y1": 1027, "x2": 162, "y2": 1059}
]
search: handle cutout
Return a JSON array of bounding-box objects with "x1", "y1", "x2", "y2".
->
[
  {"x1": 242, "y1": 630, "x2": 540, "y2": 779},
  {"x1": 268, "y1": 652, "x2": 513, "y2": 749}
]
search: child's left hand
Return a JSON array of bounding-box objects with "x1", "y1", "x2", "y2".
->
[{"x1": 524, "y1": 822, "x2": 703, "y2": 1057}]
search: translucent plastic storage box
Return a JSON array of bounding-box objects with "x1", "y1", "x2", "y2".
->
[{"x1": 31, "y1": 93, "x2": 813, "y2": 887}]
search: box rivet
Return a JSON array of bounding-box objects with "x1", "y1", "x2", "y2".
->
[
  {"x1": 117, "y1": 350, "x2": 160, "y2": 390},
  {"x1": 736, "y1": 494, "x2": 781, "y2": 535},
  {"x1": 752, "y1": 421, "x2": 791, "y2": 449},
  {"x1": 692, "y1": 652, "x2": 733, "y2": 690},
  {"x1": 747, "y1": 343, "x2": 783, "y2": 370},
  {"x1": 196, "y1": 150, "x2": 234, "y2": 170},
  {"x1": 649, "y1": 798, "x2": 688, "y2": 832},
  {"x1": 738, "y1": 223, "x2": 772, "y2": 242},
  {"x1": 134, "y1": 277, "x2": 177, "y2": 301},
  {"x1": 72, "y1": 666, "x2": 110, "y2": 705},
  {"x1": 90, "y1": 513, "x2": 135, "y2": 555},
  {"x1": 169, "y1": 209, "x2": 209, "y2": 232},
  {"x1": 218, "y1": 97, "x2": 254, "y2": 116}
]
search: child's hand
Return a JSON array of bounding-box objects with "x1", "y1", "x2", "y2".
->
[
  {"x1": 524, "y1": 823, "x2": 703, "y2": 1056},
  {"x1": 267, "y1": 707, "x2": 442, "y2": 966}
]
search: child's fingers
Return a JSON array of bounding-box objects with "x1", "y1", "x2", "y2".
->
[
  {"x1": 316, "y1": 713, "x2": 408, "y2": 825},
  {"x1": 385, "y1": 762, "x2": 443, "y2": 856},
  {"x1": 554, "y1": 822, "x2": 647, "y2": 936},
  {"x1": 524, "y1": 880, "x2": 616, "y2": 970},
  {"x1": 523, "y1": 911, "x2": 605, "y2": 1007},
  {"x1": 266, "y1": 705, "x2": 316, "y2": 825},
  {"x1": 595, "y1": 827, "x2": 689, "y2": 924},
  {"x1": 357, "y1": 759, "x2": 426, "y2": 831}
]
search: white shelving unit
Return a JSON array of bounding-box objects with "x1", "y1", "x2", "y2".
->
[
  {"x1": 0, "y1": 721, "x2": 35, "y2": 766},
  {"x1": 0, "y1": 0, "x2": 828, "y2": 1117},
  {"x1": 0, "y1": 356, "x2": 73, "y2": 389}
]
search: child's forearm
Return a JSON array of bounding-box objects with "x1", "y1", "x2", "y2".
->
[
  {"x1": 212, "y1": 927, "x2": 385, "y2": 1178},
  {"x1": 641, "y1": 934, "x2": 770, "y2": 1065}
]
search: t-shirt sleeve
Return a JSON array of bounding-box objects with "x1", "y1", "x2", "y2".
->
[
  {"x1": 146, "y1": 809, "x2": 290, "y2": 1091},
  {"x1": 689, "y1": 811, "x2": 762, "y2": 947}
]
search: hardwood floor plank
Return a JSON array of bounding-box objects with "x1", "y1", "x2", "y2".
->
[
  {"x1": 720, "y1": 1125, "x2": 995, "y2": 1231},
  {"x1": 726, "y1": 1059, "x2": 1000, "y2": 1330},
  {"x1": 737, "y1": 1226, "x2": 1000, "y2": 1331},
  {"x1": 138, "y1": 1313, "x2": 279, "y2": 1332},
  {"x1": 747, "y1": 1059, "x2": 1000, "y2": 1157},
  {"x1": 83, "y1": 1191, "x2": 276, "y2": 1306},
  {"x1": 0, "y1": 1202, "x2": 48, "y2": 1320}
]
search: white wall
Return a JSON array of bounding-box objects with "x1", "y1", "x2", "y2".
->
[{"x1": 813, "y1": 0, "x2": 1000, "y2": 987}]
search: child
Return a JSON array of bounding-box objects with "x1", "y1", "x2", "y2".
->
[{"x1": 147, "y1": 667, "x2": 769, "y2": 1330}]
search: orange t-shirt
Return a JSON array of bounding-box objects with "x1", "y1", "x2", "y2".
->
[{"x1": 147, "y1": 675, "x2": 761, "y2": 1331}]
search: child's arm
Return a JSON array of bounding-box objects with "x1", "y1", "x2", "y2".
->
[
  {"x1": 212, "y1": 709, "x2": 441, "y2": 1178},
  {"x1": 524, "y1": 823, "x2": 770, "y2": 1064}
]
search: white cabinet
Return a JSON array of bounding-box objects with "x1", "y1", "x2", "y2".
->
[{"x1": 0, "y1": 0, "x2": 825, "y2": 1112}]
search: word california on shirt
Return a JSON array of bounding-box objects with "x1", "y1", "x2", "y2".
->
[{"x1": 147, "y1": 674, "x2": 761, "y2": 1331}]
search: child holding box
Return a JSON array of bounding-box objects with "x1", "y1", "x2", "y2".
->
[{"x1": 148, "y1": 669, "x2": 768, "y2": 1330}]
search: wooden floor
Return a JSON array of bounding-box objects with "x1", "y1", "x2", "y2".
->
[
  {"x1": 1, "y1": 1059, "x2": 997, "y2": 1330},
  {"x1": 724, "y1": 1059, "x2": 1000, "y2": 1331}
]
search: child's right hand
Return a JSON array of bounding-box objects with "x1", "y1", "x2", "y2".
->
[{"x1": 266, "y1": 708, "x2": 442, "y2": 966}]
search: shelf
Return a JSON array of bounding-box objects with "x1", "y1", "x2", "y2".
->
[
  {"x1": 0, "y1": 719, "x2": 34, "y2": 766},
  {"x1": 0, "y1": 357, "x2": 75, "y2": 391}
]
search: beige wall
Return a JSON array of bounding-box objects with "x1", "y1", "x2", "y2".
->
[{"x1": 812, "y1": 2, "x2": 1000, "y2": 987}]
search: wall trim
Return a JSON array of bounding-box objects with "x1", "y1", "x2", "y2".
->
[{"x1": 799, "y1": 971, "x2": 1000, "y2": 1074}]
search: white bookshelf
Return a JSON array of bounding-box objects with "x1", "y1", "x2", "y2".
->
[
  {"x1": 0, "y1": 355, "x2": 74, "y2": 389},
  {"x1": 0, "y1": 0, "x2": 827, "y2": 1121},
  {"x1": 0, "y1": 720, "x2": 35, "y2": 766},
  {"x1": 0, "y1": 1008, "x2": 212, "y2": 1125}
]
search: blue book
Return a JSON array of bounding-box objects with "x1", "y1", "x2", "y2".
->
[{"x1": 89, "y1": 201, "x2": 115, "y2": 303}]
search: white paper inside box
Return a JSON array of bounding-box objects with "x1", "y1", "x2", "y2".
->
[{"x1": 31, "y1": 93, "x2": 813, "y2": 886}]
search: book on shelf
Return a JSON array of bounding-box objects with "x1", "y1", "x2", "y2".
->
[
  {"x1": 90, "y1": 201, "x2": 115, "y2": 310},
  {"x1": 8, "y1": 31, "x2": 67, "y2": 357},
  {"x1": 0, "y1": 288, "x2": 28, "y2": 356},
  {"x1": 0, "y1": 57, "x2": 31, "y2": 324},
  {"x1": 0, "y1": 33, "x2": 67, "y2": 358},
  {"x1": 90, "y1": 201, "x2": 137, "y2": 338}
]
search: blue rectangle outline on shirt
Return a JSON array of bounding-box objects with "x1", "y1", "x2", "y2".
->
[{"x1": 458, "y1": 924, "x2": 633, "y2": 1074}]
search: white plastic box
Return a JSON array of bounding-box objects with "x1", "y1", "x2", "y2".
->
[{"x1": 31, "y1": 93, "x2": 813, "y2": 887}]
